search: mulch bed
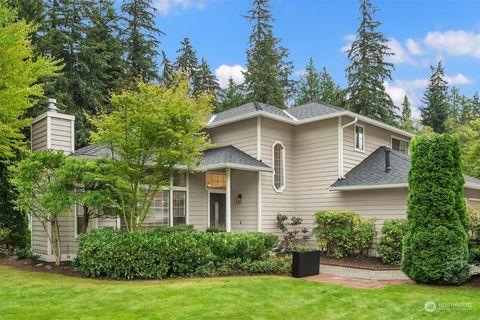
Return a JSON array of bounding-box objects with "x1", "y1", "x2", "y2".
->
[
  {"x1": 0, "y1": 255, "x2": 84, "y2": 278},
  {"x1": 320, "y1": 254, "x2": 400, "y2": 271}
]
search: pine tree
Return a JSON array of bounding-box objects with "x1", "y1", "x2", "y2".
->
[
  {"x1": 160, "y1": 50, "x2": 174, "y2": 86},
  {"x1": 121, "y1": 0, "x2": 162, "y2": 82},
  {"x1": 449, "y1": 86, "x2": 463, "y2": 123},
  {"x1": 420, "y1": 61, "x2": 450, "y2": 133},
  {"x1": 319, "y1": 67, "x2": 344, "y2": 106},
  {"x1": 219, "y1": 78, "x2": 247, "y2": 112},
  {"x1": 400, "y1": 95, "x2": 414, "y2": 132},
  {"x1": 193, "y1": 58, "x2": 220, "y2": 97},
  {"x1": 294, "y1": 57, "x2": 322, "y2": 105},
  {"x1": 345, "y1": 0, "x2": 396, "y2": 124},
  {"x1": 174, "y1": 37, "x2": 199, "y2": 92},
  {"x1": 244, "y1": 0, "x2": 292, "y2": 108},
  {"x1": 472, "y1": 92, "x2": 480, "y2": 119}
]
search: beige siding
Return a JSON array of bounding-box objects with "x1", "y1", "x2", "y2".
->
[
  {"x1": 31, "y1": 217, "x2": 49, "y2": 255},
  {"x1": 342, "y1": 116, "x2": 411, "y2": 174},
  {"x1": 50, "y1": 117, "x2": 73, "y2": 153},
  {"x1": 207, "y1": 118, "x2": 257, "y2": 156},
  {"x1": 31, "y1": 118, "x2": 48, "y2": 152},
  {"x1": 230, "y1": 169, "x2": 257, "y2": 231},
  {"x1": 260, "y1": 118, "x2": 295, "y2": 234},
  {"x1": 188, "y1": 172, "x2": 208, "y2": 230}
]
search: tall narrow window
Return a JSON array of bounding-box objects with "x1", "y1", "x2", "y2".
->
[
  {"x1": 273, "y1": 142, "x2": 285, "y2": 192},
  {"x1": 172, "y1": 190, "x2": 186, "y2": 225},
  {"x1": 354, "y1": 125, "x2": 365, "y2": 151}
]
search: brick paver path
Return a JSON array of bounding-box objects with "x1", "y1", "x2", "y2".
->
[{"x1": 303, "y1": 274, "x2": 414, "y2": 289}]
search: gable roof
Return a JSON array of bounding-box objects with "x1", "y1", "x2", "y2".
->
[
  {"x1": 206, "y1": 102, "x2": 414, "y2": 138},
  {"x1": 330, "y1": 146, "x2": 480, "y2": 191},
  {"x1": 73, "y1": 144, "x2": 271, "y2": 172}
]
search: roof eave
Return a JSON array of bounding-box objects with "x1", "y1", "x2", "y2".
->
[
  {"x1": 196, "y1": 163, "x2": 273, "y2": 172},
  {"x1": 329, "y1": 183, "x2": 408, "y2": 191}
]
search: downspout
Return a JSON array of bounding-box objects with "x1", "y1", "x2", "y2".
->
[{"x1": 338, "y1": 116, "x2": 358, "y2": 179}]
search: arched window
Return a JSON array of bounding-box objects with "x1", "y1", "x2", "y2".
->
[{"x1": 272, "y1": 142, "x2": 285, "y2": 192}]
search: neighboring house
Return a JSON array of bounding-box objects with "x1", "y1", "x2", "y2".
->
[{"x1": 29, "y1": 100, "x2": 480, "y2": 262}]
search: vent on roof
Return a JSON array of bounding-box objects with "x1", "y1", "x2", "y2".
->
[
  {"x1": 385, "y1": 148, "x2": 391, "y2": 172},
  {"x1": 253, "y1": 101, "x2": 263, "y2": 111}
]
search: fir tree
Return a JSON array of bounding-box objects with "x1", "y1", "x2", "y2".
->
[
  {"x1": 160, "y1": 50, "x2": 174, "y2": 86},
  {"x1": 400, "y1": 95, "x2": 415, "y2": 132},
  {"x1": 121, "y1": 0, "x2": 162, "y2": 82},
  {"x1": 175, "y1": 37, "x2": 199, "y2": 76},
  {"x1": 420, "y1": 61, "x2": 450, "y2": 133},
  {"x1": 345, "y1": 0, "x2": 396, "y2": 124},
  {"x1": 294, "y1": 57, "x2": 322, "y2": 105},
  {"x1": 219, "y1": 78, "x2": 247, "y2": 112},
  {"x1": 243, "y1": 0, "x2": 292, "y2": 108},
  {"x1": 319, "y1": 67, "x2": 344, "y2": 106},
  {"x1": 193, "y1": 58, "x2": 220, "y2": 97},
  {"x1": 472, "y1": 92, "x2": 480, "y2": 119}
]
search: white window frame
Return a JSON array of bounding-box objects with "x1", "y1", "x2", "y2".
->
[
  {"x1": 354, "y1": 124, "x2": 365, "y2": 152},
  {"x1": 168, "y1": 172, "x2": 189, "y2": 226},
  {"x1": 272, "y1": 141, "x2": 286, "y2": 193},
  {"x1": 207, "y1": 189, "x2": 227, "y2": 228},
  {"x1": 391, "y1": 135, "x2": 410, "y2": 155}
]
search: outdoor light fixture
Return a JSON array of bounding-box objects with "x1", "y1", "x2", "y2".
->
[{"x1": 236, "y1": 194, "x2": 242, "y2": 204}]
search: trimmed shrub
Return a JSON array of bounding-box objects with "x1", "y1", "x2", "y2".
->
[
  {"x1": 402, "y1": 133, "x2": 470, "y2": 284},
  {"x1": 468, "y1": 206, "x2": 480, "y2": 265},
  {"x1": 378, "y1": 220, "x2": 407, "y2": 266},
  {"x1": 148, "y1": 224, "x2": 195, "y2": 233},
  {"x1": 313, "y1": 210, "x2": 376, "y2": 259},
  {"x1": 76, "y1": 228, "x2": 281, "y2": 280}
]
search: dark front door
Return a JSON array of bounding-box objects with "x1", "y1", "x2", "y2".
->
[{"x1": 209, "y1": 193, "x2": 226, "y2": 228}]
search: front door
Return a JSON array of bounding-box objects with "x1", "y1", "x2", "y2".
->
[{"x1": 209, "y1": 193, "x2": 226, "y2": 228}]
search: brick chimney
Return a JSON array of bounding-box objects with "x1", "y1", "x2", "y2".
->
[{"x1": 30, "y1": 98, "x2": 75, "y2": 154}]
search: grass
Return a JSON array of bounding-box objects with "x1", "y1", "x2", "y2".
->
[{"x1": 0, "y1": 266, "x2": 479, "y2": 319}]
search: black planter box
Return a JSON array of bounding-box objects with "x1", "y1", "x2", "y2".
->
[{"x1": 292, "y1": 250, "x2": 321, "y2": 278}]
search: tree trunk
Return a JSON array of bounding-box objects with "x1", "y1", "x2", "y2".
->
[
  {"x1": 79, "y1": 206, "x2": 90, "y2": 234},
  {"x1": 51, "y1": 218, "x2": 62, "y2": 266}
]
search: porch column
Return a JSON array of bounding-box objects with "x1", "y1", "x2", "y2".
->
[{"x1": 226, "y1": 168, "x2": 231, "y2": 232}]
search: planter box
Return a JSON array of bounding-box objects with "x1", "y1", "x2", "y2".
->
[{"x1": 292, "y1": 250, "x2": 321, "y2": 278}]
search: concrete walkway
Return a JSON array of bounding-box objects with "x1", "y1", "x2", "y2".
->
[{"x1": 303, "y1": 273, "x2": 414, "y2": 289}]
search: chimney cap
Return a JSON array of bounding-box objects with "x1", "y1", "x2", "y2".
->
[{"x1": 47, "y1": 98, "x2": 58, "y2": 112}]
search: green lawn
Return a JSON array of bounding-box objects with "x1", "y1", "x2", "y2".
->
[{"x1": 0, "y1": 266, "x2": 479, "y2": 319}]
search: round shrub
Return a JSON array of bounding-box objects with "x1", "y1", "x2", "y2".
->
[
  {"x1": 313, "y1": 210, "x2": 376, "y2": 259},
  {"x1": 402, "y1": 133, "x2": 470, "y2": 284},
  {"x1": 378, "y1": 219, "x2": 407, "y2": 266}
]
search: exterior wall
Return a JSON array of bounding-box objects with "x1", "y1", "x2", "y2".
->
[
  {"x1": 31, "y1": 118, "x2": 48, "y2": 152},
  {"x1": 259, "y1": 118, "x2": 296, "y2": 234},
  {"x1": 342, "y1": 116, "x2": 411, "y2": 174},
  {"x1": 206, "y1": 118, "x2": 257, "y2": 156},
  {"x1": 31, "y1": 217, "x2": 49, "y2": 255},
  {"x1": 230, "y1": 170, "x2": 257, "y2": 231},
  {"x1": 50, "y1": 117, "x2": 74, "y2": 153},
  {"x1": 189, "y1": 172, "x2": 208, "y2": 231}
]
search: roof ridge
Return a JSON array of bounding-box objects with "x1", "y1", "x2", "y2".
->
[{"x1": 253, "y1": 101, "x2": 263, "y2": 111}]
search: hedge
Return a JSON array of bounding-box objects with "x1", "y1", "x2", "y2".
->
[
  {"x1": 76, "y1": 228, "x2": 284, "y2": 279},
  {"x1": 402, "y1": 133, "x2": 470, "y2": 284},
  {"x1": 313, "y1": 210, "x2": 376, "y2": 258},
  {"x1": 378, "y1": 220, "x2": 407, "y2": 266}
]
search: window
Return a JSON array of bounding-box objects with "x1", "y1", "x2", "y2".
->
[
  {"x1": 273, "y1": 142, "x2": 285, "y2": 192},
  {"x1": 392, "y1": 137, "x2": 409, "y2": 154},
  {"x1": 354, "y1": 125, "x2": 365, "y2": 151},
  {"x1": 172, "y1": 191, "x2": 187, "y2": 225},
  {"x1": 75, "y1": 204, "x2": 85, "y2": 236},
  {"x1": 173, "y1": 172, "x2": 187, "y2": 187},
  {"x1": 143, "y1": 191, "x2": 170, "y2": 227},
  {"x1": 206, "y1": 172, "x2": 226, "y2": 189}
]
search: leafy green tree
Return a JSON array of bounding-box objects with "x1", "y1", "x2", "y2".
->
[
  {"x1": 402, "y1": 133, "x2": 470, "y2": 284},
  {"x1": 420, "y1": 61, "x2": 450, "y2": 133},
  {"x1": 12, "y1": 151, "x2": 69, "y2": 265},
  {"x1": 0, "y1": 2, "x2": 59, "y2": 160},
  {"x1": 243, "y1": 0, "x2": 293, "y2": 108},
  {"x1": 400, "y1": 95, "x2": 415, "y2": 132},
  {"x1": 121, "y1": 0, "x2": 162, "y2": 82},
  {"x1": 50, "y1": 157, "x2": 119, "y2": 234},
  {"x1": 345, "y1": 0, "x2": 396, "y2": 124},
  {"x1": 457, "y1": 119, "x2": 480, "y2": 178},
  {"x1": 218, "y1": 78, "x2": 247, "y2": 112},
  {"x1": 471, "y1": 92, "x2": 480, "y2": 119},
  {"x1": 89, "y1": 80, "x2": 213, "y2": 232},
  {"x1": 294, "y1": 57, "x2": 321, "y2": 105}
]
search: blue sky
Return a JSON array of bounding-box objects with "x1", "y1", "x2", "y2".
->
[{"x1": 150, "y1": 0, "x2": 480, "y2": 114}]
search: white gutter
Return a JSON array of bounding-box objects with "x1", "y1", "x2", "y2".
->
[
  {"x1": 338, "y1": 116, "x2": 358, "y2": 179},
  {"x1": 329, "y1": 183, "x2": 407, "y2": 191},
  {"x1": 282, "y1": 110, "x2": 298, "y2": 121}
]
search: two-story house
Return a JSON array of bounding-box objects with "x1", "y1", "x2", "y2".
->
[{"x1": 29, "y1": 100, "x2": 480, "y2": 262}]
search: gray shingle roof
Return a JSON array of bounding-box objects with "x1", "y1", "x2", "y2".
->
[
  {"x1": 210, "y1": 102, "x2": 291, "y2": 123},
  {"x1": 287, "y1": 103, "x2": 344, "y2": 120},
  {"x1": 330, "y1": 146, "x2": 480, "y2": 190},
  {"x1": 73, "y1": 144, "x2": 271, "y2": 172}
]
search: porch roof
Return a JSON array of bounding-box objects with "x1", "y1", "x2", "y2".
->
[{"x1": 200, "y1": 145, "x2": 272, "y2": 172}]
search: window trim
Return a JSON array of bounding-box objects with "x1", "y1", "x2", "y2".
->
[
  {"x1": 390, "y1": 135, "x2": 410, "y2": 155},
  {"x1": 354, "y1": 124, "x2": 365, "y2": 152},
  {"x1": 272, "y1": 141, "x2": 286, "y2": 193}
]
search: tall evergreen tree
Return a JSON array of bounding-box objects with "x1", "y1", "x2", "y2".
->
[
  {"x1": 318, "y1": 67, "x2": 344, "y2": 107},
  {"x1": 121, "y1": 0, "x2": 162, "y2": 82},
  {"x1": 174, "y1": 37, "x2": 198, "y2": 76},
  {"x1": 294, "y1": 57, "x2": 322, "y2": 105},
  {"x1": 420, "y1": 61, "x2": 450, "y2": 133},
  {"x1": 219, "y1": 78, "x2": 247, "y2": 112},
  {"x1": 345, "y1": 0, "x2": 396, "y2": 124},
  {"x1": 243, "y1": 0, "x2": 292, "y2": 108},
  {"x1": 193, "y1": 58, "x2": 220, "y2": 97},
  {"x1": 160, "y1": 50, "x2": 174, "y2": 86},
  {"x1": 400, "y1": 95, "x2": 414, "y2": 132},
  {"x1": 472, "y1": 92, "x2": 480, "y2": 119}
]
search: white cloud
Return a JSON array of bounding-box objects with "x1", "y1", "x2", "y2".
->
[
  {"x1": 214, "y1": 64, "x2": 246, "y2": 88},
  {"x1": 340, "y1": 34, "x2": 355, "y2": 53},
  {"x1": 445, "y1": 73, "x2": 473, "y2": 85},
  {"x1": 424, "y1": 30, "x2": 480, "y2": 59},
  {"x1": 387, "y1": 39, "x2": 413, "y2": 64},
  {"x1": 384, "y1": 81, "x2": 407, "y2": 107},
  {"x1": 406, "y1": 38, "x2": 423, "y2": 56},
  {"x1": 154, "y1": 0, "x2": 205, "y2": 16}
]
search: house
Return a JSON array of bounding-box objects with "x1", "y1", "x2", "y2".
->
[{"x1": 29, "y1": 99, "x2": 480, "y2": 262}]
